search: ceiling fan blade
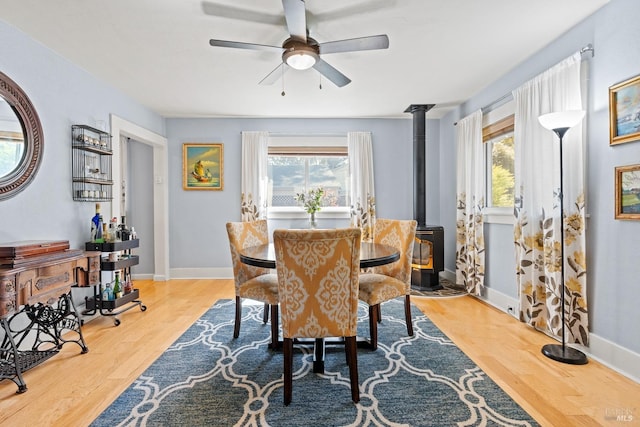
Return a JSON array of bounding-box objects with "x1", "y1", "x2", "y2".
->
[
  {"x1": 313, "y1": 0, "x2": 396, "y2": 22},
  {"x1": 313, "y1": 59, "x2": 351, "y2": 87},
  {"x1": 259, "y1": 63, "x2": 289, "y2": 85},
  {"x1": 319, "y1": 34, "x2": 389, "y2": 55},
  {"x1": 201, "y1": 2, "x2": 284, "y2": 26},
  {"x1": 282, "y1": 0, "x2": 307, "y2": 42},
  {"x1": 209, "y1": 39, "x2": 283, "y2": 53}
]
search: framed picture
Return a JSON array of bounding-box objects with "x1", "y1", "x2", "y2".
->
[
  {"x1": 615, "y1": 164, "x2": 640, "y2": 219},
  {"x1": 182, "y1": 143, "x2": 223, "y2": 190},
  {"x1": 609, "y1": 74, "x2": 640, "y2": 145}
]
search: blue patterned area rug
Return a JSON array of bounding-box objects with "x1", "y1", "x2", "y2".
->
[{"x1": 91, "y1": 299, "x2": 538, "y2": 427}]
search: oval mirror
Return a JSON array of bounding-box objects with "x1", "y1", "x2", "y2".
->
[{"x1": 0, "y1": 71, "x2": 43, "y2": 200}]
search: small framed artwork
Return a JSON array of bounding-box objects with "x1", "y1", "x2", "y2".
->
[
  {"x1": 182, "y1": 143, "x2": 223, "y2": 190},
  {"x1": 609, "y1": 74, "x2": 640, "y2": 145},
  {"x1": 615, "y1": 164, "x2": 640, "y2": 219}
]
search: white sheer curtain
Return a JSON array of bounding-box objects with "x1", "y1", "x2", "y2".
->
[
  {"x1": 240, "y1": 131, "x2": 269, "y2": 222},
  {"x1": 455, "y1": 110, "x2": 485, "y2": 295},
  {"x1": 513, "y1": 52, "x2": 589, "y2": 346},
  {"x1": 348, "y1": 131, "x2": 375, "y2": 241}
]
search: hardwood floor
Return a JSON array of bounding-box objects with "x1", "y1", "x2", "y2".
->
[{"x1": 1, "y1": 279, "x2": 638, "y2": 426}]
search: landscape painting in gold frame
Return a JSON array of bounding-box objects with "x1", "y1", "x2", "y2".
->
[
  {"x1": 609, "y1": 74, "x2": 640, "y2": 145},
  {"x1": 615, "y1": 164, "x2": 640, "y2": 220},
  {"x1": 182, "y1": 143, "x2": 223, "y2": 190}
]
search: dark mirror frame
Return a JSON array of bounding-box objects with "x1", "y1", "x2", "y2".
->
[{"x1": 0, "y1": 71, "x2": 43, "y2": 200}]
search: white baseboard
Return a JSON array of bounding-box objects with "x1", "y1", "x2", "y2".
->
[
  {"x1": 477, "y1": 285, "x2": 640, "y2": 384},
  {"x1": 131, "y1": 273, "x2": 155, "y2": 281},
  {"x1": 586, "y1": 334, "x2": 640, "y2": 384},
  {"x1": 169, "y1": 267, "x2": 233, "y2": 279}
]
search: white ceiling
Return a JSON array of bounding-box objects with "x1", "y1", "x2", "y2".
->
[{"x1": 1, "y1": 0, "x2": 609, "y2": 119}]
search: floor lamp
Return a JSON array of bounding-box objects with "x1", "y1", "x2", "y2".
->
[{"x1": 538, "y1": 110, "x2": 588, "y2": 365}]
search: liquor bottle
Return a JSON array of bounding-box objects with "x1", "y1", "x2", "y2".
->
[
  {"x1": 95, "y1": 222, "x2": 106, "y2": 243},
  {"x1": 102, "y1": 282, "x2": 113, "y2": 301},
  {"x1": 106, "y1": 219, "x2": 116, "y2": 243},
  {"x1": 111, "y1": 217, "x2": 119, "y2": 241},
  {"x1": 113, "y1": 271, "x2": 122, "y2": 299},
  {"x1": 118, "y1": 216, "x2": 130, "y2": 241},
  {"x1": 123, "y1": 271, "x2": 133, "y2": 294},
  {"x1": 91, "y1": 203, "x2": 101, "y2": 241}
]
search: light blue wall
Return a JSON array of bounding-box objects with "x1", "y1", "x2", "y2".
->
[
  {"x1": 165, "y1": 117, "x2": 430, "y2": 269},
  {"x1": 441, "y1": 0, "x2": 640, "y2": 355},
  {"x1": 0, "y1": 19, "x2": 164, "y2": 248}
]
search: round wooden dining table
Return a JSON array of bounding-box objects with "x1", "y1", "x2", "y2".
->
[
  {"x1": 239, "y1": 241, "x2": 400, "y2": 269},
  {"x1": 238, "y1": 241, "x2": 400, "y2": 373}
]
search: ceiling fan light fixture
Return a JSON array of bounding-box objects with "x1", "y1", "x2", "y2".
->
[
  {"x1": 282, "y1": 39, "x2": 319, "y2": 70},
  {"x1": 285, "y1": 52, "x2": 317, "y2": 70}
]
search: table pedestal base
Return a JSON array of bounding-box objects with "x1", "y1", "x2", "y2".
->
[{"x1": 274, "y1": 337, "x2": 372, "y2": 373}]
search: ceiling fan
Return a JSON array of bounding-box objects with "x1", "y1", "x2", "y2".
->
[{"x1": 208, "y1": 0, "x2": 389, "y2": 88}]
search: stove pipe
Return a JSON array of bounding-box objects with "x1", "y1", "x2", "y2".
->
[{"x1": 404, "y1": 104, "x2": 435, "y2": 229}]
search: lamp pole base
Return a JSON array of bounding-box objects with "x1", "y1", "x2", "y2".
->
[{"x1": 541, "y1": 344, "x2": 588, "y2": 365}]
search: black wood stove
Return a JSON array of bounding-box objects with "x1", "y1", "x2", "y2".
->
[{"x1": 405, "y1": 104, "x2": 444, "y2": 291}]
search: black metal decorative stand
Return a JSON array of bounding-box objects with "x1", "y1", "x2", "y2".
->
[{"x1": 0, "y1": 292, "x2": 88, "y2": 393}]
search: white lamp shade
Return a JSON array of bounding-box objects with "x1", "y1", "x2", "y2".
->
[
  {"x1": 538, "y1": 110, "x2": 585, "y2": 131},
  {"x1": 285, "y1": 52, "x2": 317, "y2": 70}
]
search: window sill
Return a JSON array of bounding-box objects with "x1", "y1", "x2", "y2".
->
[
  {"x1": 483, "y1": 207, "x2": 514, "y2": 225},
  {"x1": 267, "y1": 207, "x2": 350, "y2": 220}
]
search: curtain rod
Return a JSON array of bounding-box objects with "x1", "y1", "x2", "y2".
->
[
  {"x1": 580, "y1": 43, "x2": 594, "y2": 57},
  {"x1": 269, "y1": 132, "x2": 348, "y2": 137},
  {"x1": 240, "y1": 132, "x2": 349, "y2": 137},
  {"x1": 455, "y1": 43, "x2": 595, "y2": 125},
  {"x1": 480, "y1": 43, "x2": 594, "y2": 113}
]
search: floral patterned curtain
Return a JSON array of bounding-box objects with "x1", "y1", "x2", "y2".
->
[
  {"x1": 513, "y1": 53, "x2": 589, "y2": 346},
  {"x1": 455, "y1": 110, "x2": 485, "y2": 296},
  {"x1": 348, "y1": 132, "x2": 376, "y2": 241},
  {"x1": 240, "y1": 131, "x2": 269, "y2": 222}
]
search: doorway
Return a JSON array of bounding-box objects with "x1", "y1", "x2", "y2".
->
[{"x1": 110, "y1": 115, "x2": 169, "y2": 280}]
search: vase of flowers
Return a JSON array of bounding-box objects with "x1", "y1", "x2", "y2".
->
[{"x1": 295, "y1": 187, "x2": 325, "y2": 229}]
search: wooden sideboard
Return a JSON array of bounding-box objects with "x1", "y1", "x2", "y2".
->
[
  {"x1": 0, "y1": 243, "x2": 100, "y2": 393},
  {"x1": 0, "y1": 249, "x2": 100, "y2": 318}
]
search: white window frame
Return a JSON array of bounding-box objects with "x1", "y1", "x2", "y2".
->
[
  {"x1": 266, "y1": 135, "x2": 351, "y2": 220},
  {"x1": 483, "y1": 101, "x2": 515, "y2": 225}
]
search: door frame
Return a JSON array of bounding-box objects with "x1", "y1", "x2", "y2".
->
[{"x1": 110, "y1": 114, "x2": 169, "y2": 281}]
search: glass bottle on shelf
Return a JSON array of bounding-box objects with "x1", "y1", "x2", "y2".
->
[
  {"x1": 98, "y1": 223, "x2": 106, "y2": 243},
  {"x1": 112, "y1": 217, "x2": 121, "y2": 241},
  {"x1": 123, "y1": 271, "x2": 133, "y2": 294},
  {"x1": 95, "y1": 214, "x2": 105, "y2": 243},
  {"x1": 91, "y1": 203, "x2": 101, "y2": 241},
  {"x1": 103, "y1": 282, "x2": 113, "y2": 301},
  {"x1": 113, "y1": 271, "x2": 122, "y2": 299},
  {"x1": 106, "y1": 218, "x2": 117, "y2": 243},
  {"x1": 118, "y1": 216, "x2": 130, "y2": 241}
]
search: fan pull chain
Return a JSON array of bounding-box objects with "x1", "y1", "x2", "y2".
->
[
  {"x1": 281, "y1": 63, "x2": 286, "y2": 96},
  {"x1": 319, "y1": 72, "x2": 322, "y2": 90}
]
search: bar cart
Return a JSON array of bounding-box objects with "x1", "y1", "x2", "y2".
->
[{"x1": 83, "y1": 239, "x2": 146, "y2": 326}]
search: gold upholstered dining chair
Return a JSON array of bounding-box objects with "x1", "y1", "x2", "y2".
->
[
  {"x1": 273, "y1": 228, "x2": 362, "y2": 405},
  {"x1": 358, "y1": 218, "x2": 417, "y2": 350},
  {"x1": 226, "y1": 220, "x2": 279, "y2": 349}
]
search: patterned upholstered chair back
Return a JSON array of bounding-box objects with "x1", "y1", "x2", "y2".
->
[
  {"x1": 226, "y1": 220, "x2": 271, "y2": 293},
  {"x1": 273, "y1": 228, "x2": 362, "y2": 339},
  {"x1": 370, "y1": 219, "x2": 417, "y2": 290}
]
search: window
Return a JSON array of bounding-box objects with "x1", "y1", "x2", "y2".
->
[
  {"x1": 483, "y1": 104, "x2": 515, "y2": 223},
  {"x1": 484, "y1": 119, "x2": 514, "y2": 208},
  {"x1": 267, "y1": 136, "x2": 349, "y2": 214}
]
